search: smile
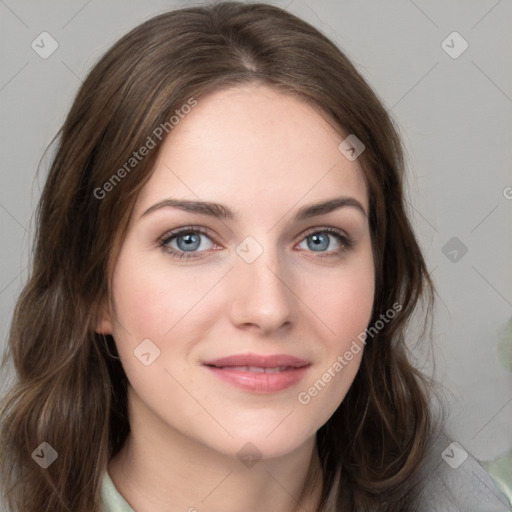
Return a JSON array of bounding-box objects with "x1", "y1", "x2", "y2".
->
[{"x1": 202, "y1": 353, "x2": 311, "y2": 393}]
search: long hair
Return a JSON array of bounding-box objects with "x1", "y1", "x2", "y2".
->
[{"x1": 0, "y1": 2, "x2": 438, "y2": 511}]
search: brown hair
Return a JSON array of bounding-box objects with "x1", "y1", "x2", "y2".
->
[{"x1": 0, "y1": 2, "x2": 439, "y2": 511}]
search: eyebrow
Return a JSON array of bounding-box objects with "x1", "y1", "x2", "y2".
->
[{"x1": 140, "y1": 196, "x2": 367, "y2": 221}]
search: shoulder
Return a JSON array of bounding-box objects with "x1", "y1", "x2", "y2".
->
[{"x1": 416, "y1": 431, "x2": 510, "y2": 512}]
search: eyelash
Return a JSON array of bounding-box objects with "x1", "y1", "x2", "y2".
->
[{"x1": 157, "y1": 226, "x2": 354, "y2": 261}]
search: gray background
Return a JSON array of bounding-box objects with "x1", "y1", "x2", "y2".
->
[{"x1": 1, "y1": 0, "x2": 511, "y2": 468}]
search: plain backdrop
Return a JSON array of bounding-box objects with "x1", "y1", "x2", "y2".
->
[{"x1": 0, "y1": 0, "x2": 511, "y2": 477}]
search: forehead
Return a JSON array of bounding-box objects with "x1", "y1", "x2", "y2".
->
[{"x1": 134, "y1": 84, "x2": 368, "y2": 218}]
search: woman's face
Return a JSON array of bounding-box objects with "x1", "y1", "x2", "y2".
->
[{"x1": 99, "y1": 84, "x2": 375, "y2": 460}]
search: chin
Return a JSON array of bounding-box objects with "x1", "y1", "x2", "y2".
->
[{"x1": 204, "y1": 419, "x2": 317, "y2": 462}]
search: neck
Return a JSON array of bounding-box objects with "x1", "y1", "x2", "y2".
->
[{"x1": 108, "y1": 387, "x2": 324, "y2": 512}]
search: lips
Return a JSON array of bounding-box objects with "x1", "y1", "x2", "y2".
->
[
  {"x1": 202, "y1": 353, "x2": 311, "y2": 393},
  {"x1": 203, "y1": 353, "x2": 309, "y2": 369},
  {"x1": 215, "y1": 365, "x2": 293, "y2": 373}
]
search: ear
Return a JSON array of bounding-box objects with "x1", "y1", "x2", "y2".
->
[{"x1": 95, "y1": 300, "x2": 113, "y2": 335}]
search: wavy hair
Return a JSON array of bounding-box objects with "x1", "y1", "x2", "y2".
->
[{"x1": 0, "y1": 2, "x2": 438, "y2": 511}]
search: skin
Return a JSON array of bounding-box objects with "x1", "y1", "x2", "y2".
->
[{"x1": 97, "y1": 83, "x2": 375, "y2": 512}]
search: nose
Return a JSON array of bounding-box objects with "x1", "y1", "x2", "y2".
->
[{"x1": 227, "y1": 242, "x2": 295, "y2": 336}]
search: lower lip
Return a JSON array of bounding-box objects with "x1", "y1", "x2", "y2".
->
[{"x1": 204, "y1": 365, "x2": 310, "y2": 393}]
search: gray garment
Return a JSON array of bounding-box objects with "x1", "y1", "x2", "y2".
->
[
  {"x1": 416, "y1": 431, "x2": 510, "y2": 512},
  {"x1": 322, "y1": 431, "x2": 510, "y2": 511}
]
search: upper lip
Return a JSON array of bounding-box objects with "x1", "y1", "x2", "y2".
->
[{"x1": 203, "y1": 353, "x2": 310, "y2": 369}]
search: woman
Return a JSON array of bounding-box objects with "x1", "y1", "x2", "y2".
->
[{"x1": 0, "y1": 2, "x2": 507, "y2": 512}]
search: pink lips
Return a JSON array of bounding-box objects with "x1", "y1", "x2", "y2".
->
[{"x1": 202, "y1": 353, "x2": 311, "y2": 393}]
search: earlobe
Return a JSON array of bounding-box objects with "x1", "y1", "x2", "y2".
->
[
  {"x1": 95, "y1": 315, "x2": 113, "y2": 334},
  {"x1": 95, "y1": 302, "x2": 113, "y2": 334}
]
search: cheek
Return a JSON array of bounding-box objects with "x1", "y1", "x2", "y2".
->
[
  {"x1": 333, "y1": 271, "x2": 374, "y2": 341},
  {"x1": 111, "y1": 267, "x2": 166, "y2": 340},
  {"x1": 111, "y1": 251, "x2": 216, "y2": 339},
  {"x1": 300, "y1": 255, "x2": 375, "y2": 346},
  {"x1": 294, "y1": 253, "x2": 374, "y2": 416}
]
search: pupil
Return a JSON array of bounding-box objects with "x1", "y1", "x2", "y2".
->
[
  {"x1": 178, "y1": 233, "x2": 200, "y2": 251},
  {"x1": 309, "y1": 233, "x2": 329, "y2": 251}
]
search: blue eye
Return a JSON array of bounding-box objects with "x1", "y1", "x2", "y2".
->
[
  {"x1": 174, "y1": 232, "x2": 202, "y2": 252},
  {"x1": 305, "y1": 232, "x2": 330, "y2": 251},
  {"x1": 158, "y1": 226, "x2": 354, "y2": 261},
  {"x1": 297, "y1": 228, "x2": 353, "y2": 256},
  {"x1": 159, "y1": 227, "x2": 215, "y2": 260}
]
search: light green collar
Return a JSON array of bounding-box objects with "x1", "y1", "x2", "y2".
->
[{"x1": 100, "y1": 471, "x2": 135, "y2": 512}]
